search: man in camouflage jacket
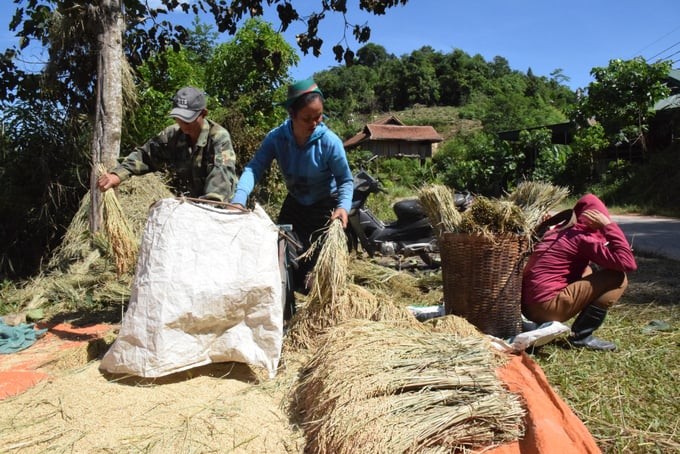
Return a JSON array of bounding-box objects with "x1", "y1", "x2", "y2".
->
[{"x1": 97, "y1": 86, "x2": 237, "y2": 202}]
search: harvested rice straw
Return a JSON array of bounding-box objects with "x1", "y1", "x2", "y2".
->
[
  {"x1": 506, "y1": 180, "x2": 569, "y2": 231},
  {"x1": 1, "y1": 172, "x2": 173, "y2": 317},
  {"x1": 284, "y1": 282, "x2": 417, "y2": 352},
  {"x1": 349, "y1": 259, "x2": 442, "y2": 301},
  {"x1": 293, "y1": 320, "x2": 523, "y2": 453},
  {"x1": 288, "y1": 219, "x2": 414, "y2": 352},
  {"x1": 96, "y1": 164, "x2": 139, "y2": 276},
  {"x1": 310, "y1": 392, "x2": 523, "y2": 454},
  {"x1": 419, "y1": 184, "x2": 462, "y2": 236},
  {"x1": 458, "y1": 196, "x2": 529, "y2": 240},
  {"x1": 423, "y1": 314, "x2": 484, "y2": 338},
  {"x1": 306, "y1": 219, "x2": 349, "y2": 305},
  {"x1": 348, "y1": 258, "x2": 401, "y2": 286}
]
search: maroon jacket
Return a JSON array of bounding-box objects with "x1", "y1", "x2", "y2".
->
[{"x1": 522, "y1": 194, "x2": 638, "y2": 305}]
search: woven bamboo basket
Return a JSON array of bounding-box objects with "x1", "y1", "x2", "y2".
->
[{"x1": 439, "y1": 232, "x2": 527, "y2": 339}]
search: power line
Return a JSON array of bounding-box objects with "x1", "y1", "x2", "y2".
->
[
  {"x1": 632, "y1": 23, "x2": 680, "y2": 57},
  {"x1": 661, "y1": 49, "x2": 680, "y2": 60},
  {"x1": 647, "y1": 40, "x2": 680, "y2": 62}
]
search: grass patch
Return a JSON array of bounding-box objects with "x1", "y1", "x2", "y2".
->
[{"x1": 531, "y1": 252, "x2": 680, "y2": 453}]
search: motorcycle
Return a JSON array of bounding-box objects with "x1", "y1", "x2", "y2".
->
[{"x1": 346, "y1": 169, "x2": 472, "y2": 268}]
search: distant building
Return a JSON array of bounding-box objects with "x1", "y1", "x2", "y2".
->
[
  {"x1": 496, "y1": 122, "x2": 576, "y2": 145},
  {"x1": 650, "y1": 68, "x2": 680, "y2": 150},
  {"x1": 343, "y1": 115, "x2": 443, "y2": 159}
]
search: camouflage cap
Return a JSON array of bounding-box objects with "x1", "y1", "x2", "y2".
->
[{"x1": 170, "y1": 86, "x2": 207, "y2": 123}]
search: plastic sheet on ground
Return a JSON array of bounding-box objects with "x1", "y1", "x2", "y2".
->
[
  {"x1": 485, "y1": 352, "x2": 602, "y2": 454},
  {"x1": 100, "y1": 199, "x2": 283, "y2": 378}
]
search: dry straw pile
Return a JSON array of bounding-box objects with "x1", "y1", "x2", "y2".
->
[
  {"x1": 419, "y1": 184, "x2": 463, "y2": 237},
  {"x1": 285, "y1": 220, "x2": 416, "y2": 351},
  {"x1": 1, "y1": 173, "x2": 172, "y2": 318},
  {"x1": 292, "y1": 319, "x2": 524, "y2": 453},
  {"x1": 419, "y1": 181, "x2": 569, "y2": 240}
]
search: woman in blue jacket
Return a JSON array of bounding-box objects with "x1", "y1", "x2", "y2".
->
[{"x1": 231, "y1": 78, "x2": 353, "y2": 298}]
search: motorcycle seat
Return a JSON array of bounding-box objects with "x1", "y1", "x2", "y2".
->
[{"x1": 393, "y1": 198, "x2": 427, "y2": 223}]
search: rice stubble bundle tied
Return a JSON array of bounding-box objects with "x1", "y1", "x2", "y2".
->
[
  {"x1": 292, "y1": 319, "x2": 524, "y2": 454},
  {"x1": 505, "y1": 180, "x2": 570, "y2": 233},
  {"x1": 93, "y1": 164, "x2": 139, "y2": 276},
  {"x1": 285, "y1": 221, "x2": 415, "y2": 352},
  {"x1": 418, "y1": 184, "x2": 462, "y2": 237}
]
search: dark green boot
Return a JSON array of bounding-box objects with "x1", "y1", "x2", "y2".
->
[{"x1": 568, "y1": 304, "x2": 616, "y2": 351}]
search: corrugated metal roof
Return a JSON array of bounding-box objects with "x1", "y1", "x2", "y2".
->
[{"x1": 654, "y1": 93, "x2": 680, "y2": 111}]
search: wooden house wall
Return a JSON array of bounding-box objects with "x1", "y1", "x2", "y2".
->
[{"x1": 366, "y1": 141, "x2": 435, "y2": 158}]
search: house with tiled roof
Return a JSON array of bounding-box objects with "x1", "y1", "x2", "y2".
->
[{"x1": 343, "y1": 115, "x2": 443, "y2": 159}]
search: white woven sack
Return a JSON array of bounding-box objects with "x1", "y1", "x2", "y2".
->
[{"x1": 100, "y1": 198, "x2": 283, "y2": 378}]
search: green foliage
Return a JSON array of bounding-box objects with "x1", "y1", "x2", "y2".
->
[
  {"x1": 574, "y1": 57, "x2": 671, "y2": 150},
  {"x1": 531, "y1": 144, "x2": 570, "y2": 183},
  {"x1": 432, "y1": 131, "x2": 522, "y2": 196},
  {"x1": 316, "y1": 44, "x2": 575, "y2": 132},
  {"x1": 0, "y1": 99, "x2": 90, "y2": 279},
  {"x1": 315, "y1": 64, "x2": 380, "y2": 118},
  {"x1": 205, "y1": 18, "x2": 297, "y2": 167},
  {"x1": 206, "y1": 18, "x2": 297, "y2": 121},
  {"x1": 510, "y1": 128, "x2": 571, "y2": 184},
  {"x1": 374, "y1": 157, "x2": 438, "y2": 189},
  {"x1": 565, "y1": 123, "x2": 609, "y2": 192},
  {"x1": 589, "y1": 147, "x2": 680, "y2": 217}
]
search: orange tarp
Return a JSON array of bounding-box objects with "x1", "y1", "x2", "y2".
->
[
  {"x1": 486, "y1": 352, "x2": 601, "y2": 454},
  {"x1": 0, "y1": 322, "x2": 114, "y2": 400}
]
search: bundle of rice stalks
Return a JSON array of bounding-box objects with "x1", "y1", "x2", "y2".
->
[
  {"x1": 47, "y1": 172, "x2": 172, "y2": 271},
  {"x1": 306, "y1": 219, "x2": 349, "y2": 305},
  {"x1": 506, "y1": 180, "x2": 570, "y2": 231},
  {"x1": 458, "y1": 196, "x2": 529, "y2": 240},
  {"x1": 418, "y1": 184, "x2": 462, "y2": 236},
  {"x1": 292, "y1": 320, "x2": 524, "y2": 453},
  {"x1": 99, "y1": 189, "x2": 138, "y2": 276}
]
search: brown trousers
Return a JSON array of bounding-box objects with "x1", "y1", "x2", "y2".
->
[{"x1": 522, "y1": 269, "x2": 628, "y2": 323}]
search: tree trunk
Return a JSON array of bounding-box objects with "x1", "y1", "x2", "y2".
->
[{"x1": 89, "y1": 0, "x2": 125, "y2": 233}]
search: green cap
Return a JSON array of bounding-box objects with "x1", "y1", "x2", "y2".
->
[{"x1": 279, "y1": 78, "x2": 323, "y2": 109}]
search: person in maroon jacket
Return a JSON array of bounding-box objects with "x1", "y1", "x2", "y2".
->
[{"x1": 522, "y1": 194, "x2": 637, "y2": 351}]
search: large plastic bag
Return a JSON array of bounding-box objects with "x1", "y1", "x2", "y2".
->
[{"x1": 100, "y1": 198, "x2": 283, "y2": 378}]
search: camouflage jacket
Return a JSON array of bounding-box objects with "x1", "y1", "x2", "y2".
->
[{"x1": 111, "y1": 119, "x2": 237, "y2": 202}]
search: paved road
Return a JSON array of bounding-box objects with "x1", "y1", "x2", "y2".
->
[{"x1": 611, "y1": 214, "x2": 680, "y2": 261}]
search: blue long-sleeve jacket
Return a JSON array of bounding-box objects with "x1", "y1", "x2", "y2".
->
[{"x1": 231, "y1": 120, "x2": 353, "y2": 212}]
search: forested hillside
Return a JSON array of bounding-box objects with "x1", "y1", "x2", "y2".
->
[{"x1": 314, "y1": 43, "x2": 574, "y2": 135}]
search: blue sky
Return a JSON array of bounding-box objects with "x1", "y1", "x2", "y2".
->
[{"x1": 1, "y1": 0, "x2": 679, "y2": 91}]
